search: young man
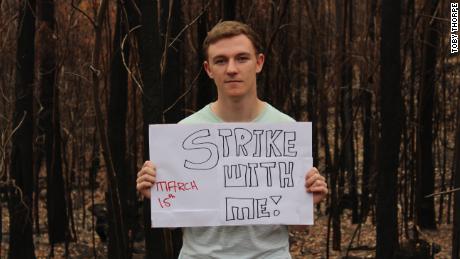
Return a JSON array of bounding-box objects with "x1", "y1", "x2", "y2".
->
[{"x1": 136, "y1": 21, "x2": 328, "y2": 258}]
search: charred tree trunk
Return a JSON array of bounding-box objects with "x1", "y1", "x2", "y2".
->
[
  {"x1": 159, "y1": 0, "x2": 184, "y2": 256},
  {"x1": 137, "y1": 0, "x2": 172, "y2": 258},
  {"x1": 376, "y1": 0, "x2": 402, "y2": 258},
  {"x1": 415, "y1": 0, "x2": 439, "y2": 230},
  {"x1": 222, "y1": 0, "x2": 236, "y2": 20},
  {"x1": 306, "y1": 1, "x2": 318, "y2": 169},
  {"x1": 90, "y1": 0, "x2": 128, "y2": 258},
  {"x1": 332, "y1": 1, "x2": 345, "y2": 250},
  {"x1": 161, "y1": 0, "x2": 184, "y2": 124},
  {"x1": 8, "y1": 0, "x2": 36, "y2": 258},
  {"x1": 196, "y1": 0, "x2": 215, "y2": 110},
  {"x1": 361, "y1": 0, "x2": 377, "y2": 222},
  {"x1": 452, "y1": 93, "x2": 460, "y2": 259},
  {"x1": 339, "y1": 0, "x2": 358, "y2": 224},
  {"x1": 37, "y1": 0, "x2": 69, "y2": 251},
  {"x1": 107, "y1": 0, "x2": 134, "y2": 257}
]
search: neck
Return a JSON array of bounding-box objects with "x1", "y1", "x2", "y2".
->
[{"x1": 212, "y1": 96, "x2": 265, "y2": 122}]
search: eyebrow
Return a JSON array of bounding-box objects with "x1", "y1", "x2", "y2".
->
[{"x1": 211, "y1": 52, "x2": 252, "y2": 61}]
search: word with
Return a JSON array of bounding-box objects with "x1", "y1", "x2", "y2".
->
[
  {"x1": 158, "y1": 194, "x2": 176, "y2": 208},
  {"x1": 155, "y1": 180, "x2": 199, "y2": 192},
  {"x1": 225, "y1": 196, "x2": 282, "y2": 221},
  {"x1": 224, "y1": 161, "x2": 294, "y2": 188},
  {"x1": 452, "y1": 3, "x2": 458, "y2": 53},
  {"x1": 182, "y1": 128, "x2": 297, "y2": 170}
]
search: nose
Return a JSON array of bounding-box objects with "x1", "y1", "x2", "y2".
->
[{"x1": 226, "y1": 59, "x2": 238, "y2": 75}]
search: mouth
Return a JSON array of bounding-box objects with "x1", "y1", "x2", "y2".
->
[{"x1": 224, "y1": 80, "x2": 243, "y2": 83}]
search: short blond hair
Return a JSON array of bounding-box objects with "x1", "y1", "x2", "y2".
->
[{"x1": 203, "y1": 21, "x2": 263, "y2": 60}]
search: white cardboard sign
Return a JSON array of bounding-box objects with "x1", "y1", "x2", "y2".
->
[{"x1": 149, "y1": 122, "x2": 313, "y2": 227}]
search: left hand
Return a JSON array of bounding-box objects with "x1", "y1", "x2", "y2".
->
[{"x1": 305, "y1": 167, "x2": 328, "y2": 204}]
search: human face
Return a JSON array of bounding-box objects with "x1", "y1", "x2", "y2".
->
[{"x1": 204, "y1": 34, "x2": 264, "y2": 101}]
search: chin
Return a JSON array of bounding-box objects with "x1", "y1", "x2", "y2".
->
[
  {"x1": 226, "y1": 89, "x2": 245, "y2": 95},
  {"x1": 226, "y1": 92, "x2": 250, "y2": 100}
]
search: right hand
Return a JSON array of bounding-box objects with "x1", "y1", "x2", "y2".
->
[{"x1": 136, "y1": 160, "x2": 157, "y2": 199}]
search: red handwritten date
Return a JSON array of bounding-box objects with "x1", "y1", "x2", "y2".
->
[
  {"x1": 155, "y1": 180, "x2": 199, "y2": 192},
  {"x1": 158, "y1": 194, "x2": 176, "y2": 208}
]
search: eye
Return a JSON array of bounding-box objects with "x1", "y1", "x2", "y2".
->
[
  {"x1": 237, "y1": 56, "x2": 249, "y2": 62},
  {"x1": 214, "y1": 59, "x2": 226, "y2": 65}
]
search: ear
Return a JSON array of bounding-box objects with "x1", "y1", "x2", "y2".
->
[
  {"x1": 255, "y1": 53, "x2": 265, "y2": 74},
  {"x1": 204, "y1": 61, "x2": 213, "y2": 79}
]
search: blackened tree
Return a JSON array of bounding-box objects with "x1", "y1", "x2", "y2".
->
[
  {"x1": 37, "y1": 0, "x2": 69, "y2": 253},
  {"x1": 8, "y1": 0, "x2": 36, "y2": 258},
  {"x1": 376, "y1": 0, "x2": 403, "y2": 258},
  {"x1": 137, "y1": 0, "x2": 173, "y2": 258},
  {"x1": 415, "y1": 0, "x2": 439, "y2": 230},
  {"x1": 452, "y1": 85, "x2": 460, "y2": 259}
]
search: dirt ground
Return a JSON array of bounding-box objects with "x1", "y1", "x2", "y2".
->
[{"x1": 1, "y1": 200, "x2": 454, "y2": 258}]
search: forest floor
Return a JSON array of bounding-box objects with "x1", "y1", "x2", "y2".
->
[
  {"x1": 290, "y1": 211, "x2": 453, "y2": 258},
  {"x1": 1, "y1": 197, "x2": 454, "y2": 258}
]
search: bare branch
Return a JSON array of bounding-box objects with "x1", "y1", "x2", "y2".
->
[
  {"x1": 162, "y1": 67, "x2": 204, "y2": 123},
  {"x1": 64, "y1": 71, "x2": 92, "y2": 84},
  {"x1": 0, "y1": 112, "x2": 26, "y2": 181},
  {"x1": 167, "y1": 0, "x2": 212, "y2": 49},
  {"x1": 121, "y1": 24, "x2": 144, "y2": 94},
  {"x1": 424, "y1": 187, "x2": 460, "y2": 198},
  {"x1": 71, "y1": 0, "x2": 96, "y2": 28}
]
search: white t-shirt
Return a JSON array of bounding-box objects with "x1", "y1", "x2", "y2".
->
[{"x1": 177, "y1": 103, "x2": 295, "y2": 259}]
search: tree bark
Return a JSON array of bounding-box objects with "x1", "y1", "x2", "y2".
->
[
  {"x1": 159, "y1": 0, "x2": 184, "y2": 256},
  {"x1": 8, "y1": 0, "x2": 36, "y2": 258},
  {"x1": 37, "y1": 0, "x2": 69, "y2": 248},
  {"x1": 90, "y1": 0, "x2": 128, "y2": 258},
  {"x1": 416, "y1": 0, "x2": 439, "y2": 230},
  {"x1": 376, "y1": 0, "x2": 402, "y2": 258},
  {"x1": 452, "y1": 98, "x2": 460, "y2": 259},
  {"x1": 360, "y1": 0, "x2": 377, "y2": 222},
  {"x1": 107, "y1": 0, "x2": 133, "y2": 257},
  {"x1": 137, "y1": 0, "x2": 172, "y2": 258},
  {"x1": 196, "y1": 0, "x2": 215, "y2": 110},
  {"x1": 339, "y1": 0, "x2": 358, "y2": 224},
  {"x1": 222, "y1": 0, "x2": 236, "y2": 20},
  {"x1": 161, "y1": 0, "x2": 185, "y2": 124}
]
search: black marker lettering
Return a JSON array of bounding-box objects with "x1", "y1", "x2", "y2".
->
[
  {"x1": 259, "y1": 162, "x2": 276, "y2": 187},
  {"x1": 246, "y1": 163, "x2": 259, "y2": 187},
  {"x1": 224, "y1": 164, "x2": 246, "y2": 187},
  {"x1": 252, "y1": 130, "x2": 263, "y2": 157},
  {"x1": 234, "y1": 128, "x2": 252, "y2": 156},
  {"x1": 182, "y1": 129, "x2": 219, "y2": 170},
  {"x1": 218, "y1": 129, "x2": 232, "y2": 157},
  {"x1": 266, "y1": 130, "x2": 282, "y2": 157},
  {"x1": 283, "y1": 131, "x2": 297, "y2": 157},
  {"x1": 226, "y1": 198, "x2": 255, "y2": 221},
  {"x1": 279, "y1": 161, "x2": 294, "y2": 188},
  {"x1": 256, "y1": 198, "x2": 270, "y2": 218}
]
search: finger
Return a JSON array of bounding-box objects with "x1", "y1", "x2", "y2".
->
[
  {"x1": 305, "y1": 174, "x2": 325, "y2": 187},
  {"x1": 309, "y1": 181, "x2": 327, "y2": 190},
  {"x1": 307, "y1": 180, "x2": 327, "y2": 191},
  {"x1": 137, "y1": 166, "x2": 157, "y2": 179},
  {"x1": 305, "y1": 167, "x2": 319, "y2": 179},
  {"x1": 144, "y1": 166, "x2": 157, "y2": 176},
  {"x1": 308, "y1": 185, "x2": 328, "y2": 195},
  {"x1": 136, "y1": 181, "x2": 153, "y2": 191},
  {"x1": 136, "y1": 173, "x2": 156, "y2": 184},
  {"x1": 142, "y1": 160, "x2": 156, "y2": 170},
  {"x1": 306, "y1": 182, "x2": 327, "y2": 193}
]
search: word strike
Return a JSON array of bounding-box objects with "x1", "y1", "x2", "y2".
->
[{"x1": 182, "y1": 128, "x2": 298, "y2": 170}]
